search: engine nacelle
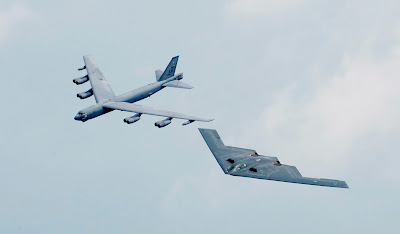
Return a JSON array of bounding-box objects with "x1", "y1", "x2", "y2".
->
[
  {"x1": 73, "y1": 75, "x2": 89, "y2": 85},
  {"x1": 78, "y1": 66, "x2": 86, "y2": 71},
  {"x1": 155, "y1": 118, "x2": 172, "y2": 128},
  {"x1": 182, "y1": 120, "x2": 194, "y2": 126},
  {"x1": 77, "y1": 88, "x2": 93, "y2": 99},
  {"x1": 124, "y1": 113, "x2": 141, "y2": 124}
]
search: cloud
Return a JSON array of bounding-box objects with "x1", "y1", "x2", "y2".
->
[
  {"x1": 133, "y1": 65, "x2": 158, "y2": 80},
  {"x1": 0, "y1": 3, "x2": 33, "y2": 44},
  {"x1": 225, "y1": 0, "x2": 310, "y2": 18},
  {"x1": 244, "y1": 38, "x2": 400, "y2": 179},
  {"x1": 161, "y1": 178, "x2": 184, "y2": 210},
  {"x1": 160, "y1": 168, "x2": 248, "y2": 212}
]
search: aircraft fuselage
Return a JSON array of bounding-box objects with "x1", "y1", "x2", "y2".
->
[{"x1": 74, "y1": 74, "x2": 181, "y2": 122}]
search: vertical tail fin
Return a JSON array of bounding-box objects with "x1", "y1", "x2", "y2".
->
[{"x1": 158, "y1": 56, "x2": 179, "y2": 81}]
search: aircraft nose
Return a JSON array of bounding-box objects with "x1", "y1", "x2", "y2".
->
[{"x1": 74, "y1": 114, "x2": 82, "y2": 120}]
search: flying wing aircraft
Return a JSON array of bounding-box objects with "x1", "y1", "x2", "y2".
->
[
  {"x1": 199, "y1": 128, "x2": 349, "y2": 188},
  {"x1": 73, "y1": 55, "x2": 213, "y2": 127}
]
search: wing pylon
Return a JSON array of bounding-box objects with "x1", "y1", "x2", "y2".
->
[{"x1": 103, "y1": 102, "x2": 214, "y2": 122}]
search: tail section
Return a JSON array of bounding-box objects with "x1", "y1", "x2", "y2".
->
[
  {"x1": 155, "y1": 70, "x2": 163, "y2": 81},
  {"x1": 158, "y1": 56, "x2": 179, "y2": 81},
  {"x1": 157, "y1": 56, "x2": 192, "y2": 88},
  {"x1": 163, "y1": 77, "x2": 193, "y2": 89}
]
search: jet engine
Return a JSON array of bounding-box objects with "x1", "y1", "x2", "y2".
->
[
  {"x1": 73, "y1": 75, "x2": 89, "y2": 85},
  {"x1": 78, "y1": 66, "x2": 86, "y2": 71},
  {"x1": 77, "y1": 88, "x2": 93, "y2": 99},
  {"x1": 124, "y1": 113, "x2": 141, "y2": 124},
  {"x1": 155, "y1": 118, "x2": 172, "y2": 128}
]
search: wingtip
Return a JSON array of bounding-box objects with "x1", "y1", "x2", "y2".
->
[
  {"x1": 198, "y1": 128, "x2": 216, "y2": 132},
  {"x1": 334, "y1": 181, "x2": 349, "y2": 189}
]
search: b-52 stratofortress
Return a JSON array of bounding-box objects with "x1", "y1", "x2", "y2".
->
[
  {"x1": 199, "y1": 128, "x2": 348, "y2": 188},
  {"x1": 74, "y1": 55, "x2": 213, "y2": 127}
]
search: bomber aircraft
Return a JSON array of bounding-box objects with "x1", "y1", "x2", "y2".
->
[
  {"x1": 199, "y1": 128, "x2": 349, "y2": 188},
  {"x1": 74, "y1": 55, "x2": 213, "y2": 128}
]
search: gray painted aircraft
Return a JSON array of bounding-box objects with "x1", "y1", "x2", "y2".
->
[
  {"x1": 199, "y1": 128, "x2": 349, "y2": 188},
  {"x1": 74, "y1": 55, "x2": 213, "y2": 127}
]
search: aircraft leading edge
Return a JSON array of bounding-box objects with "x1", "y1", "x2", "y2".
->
[{"x1": 74, "y1": 55, "x2": 213, "y2": 128}]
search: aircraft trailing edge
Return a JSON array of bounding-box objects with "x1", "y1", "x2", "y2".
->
[{"x1": 73, "y1": 55, "x2": 213, "y2": 128}]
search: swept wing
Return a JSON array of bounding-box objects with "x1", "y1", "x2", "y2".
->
[
  {"x1": 199, "y1": 128, "x2": 348, "y2": 188},
  {"x1": 83, "y1": 55, "x2": 115, "y2": 103},
  {"x1": 103, "y1": 102, "x2": 214, "y2": 122}
]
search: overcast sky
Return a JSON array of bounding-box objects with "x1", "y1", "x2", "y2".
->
[{"x1": 1, "y1": 0, "x2": 400, "y2": 233}]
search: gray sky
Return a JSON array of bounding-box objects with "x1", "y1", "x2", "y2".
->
[{"x1": 1, "y1": 0, "x2": 400, "y2": 233}]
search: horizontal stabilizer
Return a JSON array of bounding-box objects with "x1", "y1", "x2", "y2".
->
[
  {"x1": 155, "y1": 70, "x2": 163, "y2": 81},
  {"x1": 163, "y1": 80, "x2": 193, "y2": 89}
]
